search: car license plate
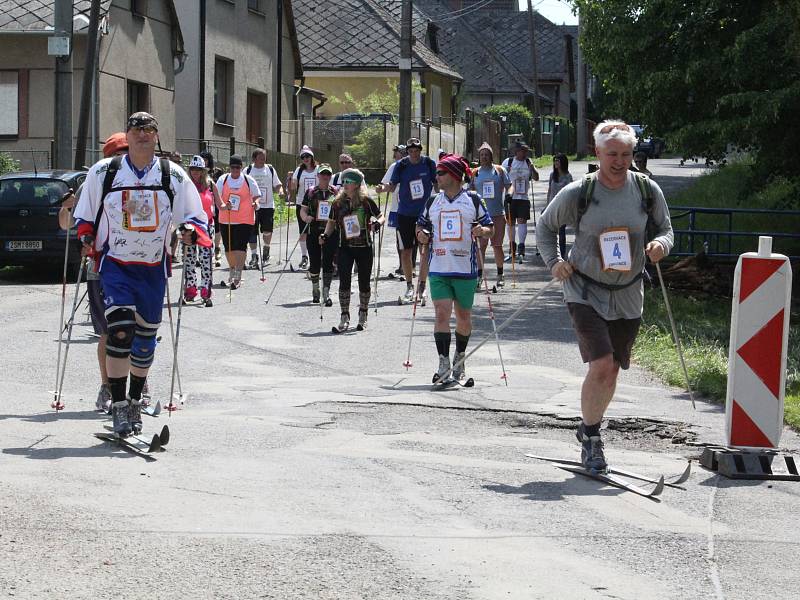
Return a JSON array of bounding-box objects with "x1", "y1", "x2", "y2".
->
[{"x1": 7, "y1": 240, "x2": 43, "y2": 251}]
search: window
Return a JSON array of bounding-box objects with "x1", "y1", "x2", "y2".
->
[
  {"x1": 246, "y1": 91, "x2": 267, "y2": 143},
  {"x1": 248, "y1": 0, "x2": 261, "y2": 11},
  {"x1": 0, "y1": 71, "x2": 19, "y2": 136},
  {"x1": 127, "y1": 80, "x2": 150, "y2": 115},
  {"x1": 131, "y1": 0, "x2": 147, "y2": 17},
  {"x1": 214, "y1": 57, "x2": 234, "y2": 125}
]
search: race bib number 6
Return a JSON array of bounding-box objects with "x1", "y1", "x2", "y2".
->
[
  {"x1": 343, "y1": 214, "x2": 361, "y2": 239},
  {"x1": 409, "y1": 179, "x2": 425, "y2": 200},
  {"x1": 438, "y1": 210, "x2": 463, "y2": 241},
  {"x1": 599, "y1": 228, "x2": 632, "y2": 271}
]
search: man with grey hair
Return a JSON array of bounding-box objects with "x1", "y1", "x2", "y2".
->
[{"x1": 536, "y1": 119, "x2": 674, "y2": 472}]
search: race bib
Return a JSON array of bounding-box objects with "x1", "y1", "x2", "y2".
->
[
  {"x1": 409, "y1": 178, "x2": 425, "y2": 200},
  {"x1": 514, "y1": 177, "x2": 527, "y2": 195},
  {"x1": 317, "y1": 201, "x2": 331, "y2": 221},
  {"x1": 228, "y1": 194, "x2": 241, "y2": 211},
  {"x1": 304, "y1": 177, "x2": 316, "y2": 191},
  {"x1": 599, "y1": 228, "x2": 632, "y2": 271},
  {"x1": 123, "y1": 189, "x2": 159, "y2": 232},
  {"x1": 343, "y1": 214, "x2": 361, "y2": 239},
  {"x1": 481, "y1": 181, "x2": 495, "y2": 199},
  {"x1": 438, "y1": 210, "x2": 463, "y2": 241}
]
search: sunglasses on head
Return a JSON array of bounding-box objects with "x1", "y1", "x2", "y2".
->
[{"x1": 599, "y1": 124, "x2": 632, "y2": 134}]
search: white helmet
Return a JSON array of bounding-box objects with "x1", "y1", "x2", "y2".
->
[{"x1": 189, "y1": 155, "x2": 207, "y2": 169}]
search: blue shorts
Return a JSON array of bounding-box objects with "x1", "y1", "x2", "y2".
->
[{"x1": 100, "y1": 258, "x2": 166, "y2": 326}]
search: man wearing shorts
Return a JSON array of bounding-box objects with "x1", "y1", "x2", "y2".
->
[
  {"x1": 502, "y1": 141, "x2": 539, "y2": 263},
  {"x1": 216, "y1": 154, "x2": 261, "y2": 289},
  {"x1": 245, "y1": 148, "x2": 284, "y2": 268},
  {"x1": 387, "y1": 138, "x2": 437, "y2": 303},
  {"x1": 416, "y1": 154, "x2": 493, "y2": 384},
  {"x1": 471, "y1": 142, "x2": 511, "y2": 289},
  {"x1": 536, "y1": 119, "x2": 674, "y2": 472}
]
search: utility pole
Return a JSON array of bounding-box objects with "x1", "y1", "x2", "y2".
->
[
  {"x1": 526, "y1": 0, "x2": 542, "y2": 156},
  {"x1": 576, "y1": 9, "x2": 588, "y2": 158},
  {"x1": 75, "y1": 0, "x2": 101, "y2": 170},
  {"x1": 53, "y1": 0, "x2": 74, "y2": 169},
  {"x1": 398, "y1": 0, "x2": 412, "y2": 144}
]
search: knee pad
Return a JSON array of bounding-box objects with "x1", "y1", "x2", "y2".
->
[
  {"x1": 130, "y1": 320, "x2": 160, "y2": 369},
  {"x1": 106, "y1": 308, "x2": 136, "y2": 359}
]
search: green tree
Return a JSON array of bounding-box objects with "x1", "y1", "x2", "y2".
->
[
  {"x1": 0, "y1": 152, "x2": 19, "y2": 175},
  {"x1": 573, "y1": 0, "x2": 800, "y2": 182},
  {"x1": 483, "y1": 103, "x2": 534, "y2": 147}
]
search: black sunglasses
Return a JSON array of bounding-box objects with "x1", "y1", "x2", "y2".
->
[{"x1": 435, "y1": 170, "x2": 448, "y2": 176}]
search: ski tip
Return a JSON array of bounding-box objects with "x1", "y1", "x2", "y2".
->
[
  {"x1": 652, "y1": 475, "x2": 666, "y2": 497},
  {"x1": 464, "y1": 378, "x2": 475, "y2": 387},
  {"x1": 491, "y1": 286, "x2": 497, "y2": 293},
  {"x1": 674, "y1": 461, "x2": 692, "y2": 484}
]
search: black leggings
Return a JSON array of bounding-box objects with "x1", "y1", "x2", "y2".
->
[
  {"x1": 306, "y1": 227, "x2": 335, "y2": 275},
  {"x1": 338, "y1": 245, "x2": 373, "y2": 293}
]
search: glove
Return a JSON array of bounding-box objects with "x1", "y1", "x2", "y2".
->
[{"x1": 371, "y1": 219, "x2": 382, "y2": 233}]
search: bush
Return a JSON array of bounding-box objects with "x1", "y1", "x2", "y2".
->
[
  {"x1": 344, "y1": 121, "x2": 385, "y2": 169},
  {"x1": 483, "y1": 104, "x2": 533, "y2": 145},
  {"x1": 0, "y1": 153, "x2": 19, "y2": 175}
]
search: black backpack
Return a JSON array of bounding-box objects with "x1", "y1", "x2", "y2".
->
[{"x1": 93, "y1": 156, "x2": 174, "y2": 233}]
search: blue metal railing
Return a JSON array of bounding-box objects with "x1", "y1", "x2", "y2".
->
[{"x1": 668, "y1": 206, "x2": 800, "y2": 260}]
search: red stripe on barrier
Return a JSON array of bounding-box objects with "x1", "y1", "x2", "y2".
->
[
  {"x1": 739, "y1": 257, "x2": 784, "y2": 303},
  {"x1": 737, "y1": 309, "x2": 784, "y2": 398},
  {"x1": 731, "y1": 399, "x2": 774, "y2": 447}
]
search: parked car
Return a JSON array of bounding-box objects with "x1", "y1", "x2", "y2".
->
[
  {"x1": 630, "y1": 124, "x2": 665, "y2": 158},
  {"x1": 0, "y1": 170, "x2": 87, "y2": 270}
]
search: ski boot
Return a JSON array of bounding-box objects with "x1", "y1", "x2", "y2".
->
[
  {"x1": 299, "y1": 256, "x2": 309, "y2": 270},
  {"x1": 111, "y1": 400, "x2": 132, "y2": 438},
  {"x1": 452, "y1": 351, "x2": 466, "y2": 381},
  {"x1": 332, "y1": 312, "x2": 350, "y2": 334},
  {"x1": 183, "y1": 285, "x2": 198, "y2": 304},
  {"x1": 262, "y1": 247, "x2": 270, "y2": 266},
  {"x1": 576, "y1": 423, "x2": 608, "y2": 473},
  {"x1": 432, "y1": 354, "x2": 452, "y2": 385},
  {"x1": 322, "y1": 286, "x2": 333, "y2": 307},
  {"x1": 249, "y1": 254, "x2": 260, "y2": 270},
  {"x1": 95, "y1": 384, "x2": 112, "y2": 412},
  {"x1": 129, "y1": 398, "x2": 143, "y2": 435},
  {"x1": 356, "y1": 308, "x2": 368, "y2": 331}
]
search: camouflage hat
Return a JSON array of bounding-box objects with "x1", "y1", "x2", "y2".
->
[{"x1": 126, "y1": 111, "x2": 158, "y2": 131}]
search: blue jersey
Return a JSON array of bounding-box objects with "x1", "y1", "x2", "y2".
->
[
  {"x1": 390, "y1": 156, "x2": 437, "y2": 217},
  {"x1": 471, "y1": 164, "x2": 510, "y2": 216}
]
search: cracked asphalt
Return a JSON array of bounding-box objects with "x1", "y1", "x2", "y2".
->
[{"x1": 1, "y1": 159, "x2": 799, "y2": 599}]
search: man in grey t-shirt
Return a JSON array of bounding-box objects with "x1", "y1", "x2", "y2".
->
[{"x1": 536, "y1": 120, "x2": 674, "y2": 473}]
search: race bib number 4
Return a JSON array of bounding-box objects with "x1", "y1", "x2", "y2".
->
[
  {"x1": 481, "y1": 181, "x2": 495, "y2": 199},
  {"x1": 343, "y1": 214, "x2": 361, "y2": 239},
  {"x1": 317, "y1": 201, "x2": 331, "y2": 221},
  {"x1": 409, "y1": 179, "x2": 425, "y2": 200},
  {"x1": 228, "y1": 194, "x2": 241, "y2": 212},
  {"x1": 123, "y1": 189, "x2": 159, "y2": 232},
  {"x1": 599, "y1": 228, "x2": 632, "y2": 271},
  {"x1": 438, "y1": 210, "x2": 463, "y2": 241}
]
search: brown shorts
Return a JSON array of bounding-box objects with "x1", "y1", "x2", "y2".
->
[{"x1": 567, "y1": 302, "x2": 641, "y2": 369}]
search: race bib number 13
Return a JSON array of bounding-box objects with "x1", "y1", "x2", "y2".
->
[
  {"x1": 409, "y1": 179, "x2": 425, "y2": 200},
  {"x1": 599, "y1": 228, "x2": 632, "y2": 271}
]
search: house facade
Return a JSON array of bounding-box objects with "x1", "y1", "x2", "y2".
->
[{"x1": 0, "y1": 0, "x2": 185, "y2": 169}]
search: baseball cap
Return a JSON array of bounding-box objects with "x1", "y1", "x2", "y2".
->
[
  {"x1": 102, "y1": 132, "x2": 128, "y2": 157},
  {"x1": 318, "y1": 163, "x2": 333, "y2": 175},
  {"x1": 229, "y1": 154, "x2": 244, "y2": 167}
]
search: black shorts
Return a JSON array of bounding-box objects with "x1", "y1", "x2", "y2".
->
[
  {"x1": 87, "y1": 278, "x2": 107, "y2": 335},
  {"x1": 249, "y1": 208, "x2": 275, "y2": 242},
  {"x1": 396, "y1": 213, "x2": 418, "y2": 250},
  {"x1": 220, "y1": 223, "x2": 253, "y2": 252},
  {"x1": 567, "y1": 302, "x2": 641, "y2": 370},
  {"x1": 510, "y1": 199, "x2": 531, "y2": 221}
]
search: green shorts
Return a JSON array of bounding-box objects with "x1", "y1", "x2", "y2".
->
[{"x1": 429, "y1": 275, "x2": 477, "y2": 310}]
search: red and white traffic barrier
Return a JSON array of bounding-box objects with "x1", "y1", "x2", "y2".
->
[{"x1": 726, "y1": 236, "x2": 792, "y2": 448}]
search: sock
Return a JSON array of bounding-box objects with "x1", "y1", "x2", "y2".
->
[
  {"x1": 455, "y1": 332, "x2": 470, "y2": 354},
  {"x1": 583, "y1": 421, "x2": 602, "y2": 437},
  {"x1": 128, "y1": 373, "x2": 146, "y2": 401},
  {"x1": 108, "y1": 376, "x2": 128, "y2": 404},
  {"x1": 498, "y1": 266, "x2": 504, "y2": 275},
  {"x1": 517, "y1": 223, "x2": 527, "y2": 246},
  {"x1": 434, "y1": 331, "x2": 451, "y2": 357},
  {"x1": 418, "y1": 280, "x2": 426, "y2": 294},
  {"x1": 477, "y1": 268, "x2": 483, "y2": 281},
  {"x1": 300, "y1": 240, "x2": 308, "y2": 257}
]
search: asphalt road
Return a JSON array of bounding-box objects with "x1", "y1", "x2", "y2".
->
[{"x1": 2, "y1": 158, "x2": 798, "y2": 599}]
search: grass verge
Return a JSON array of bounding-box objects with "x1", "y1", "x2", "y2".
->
[{"x1": 634, "y1": 288, "x2": 800, "y2": 430}]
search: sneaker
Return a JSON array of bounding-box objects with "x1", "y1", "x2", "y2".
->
[
  {"x1": 312, "y1": 289, "x2": 320, "y2": 304},
  {"x1": 403, "y1": 286, "x2": 414, "y2": 303},
  {"x1": 230, "y1": 280, "x2": 241, "y2": 290},
  {"x1": 517, "y1": 253, "x2": 525, "y2": 264},
  {"x1": 504, "y1": 254, "x2": 513, "y2": 263},
  {"x1": 416, "y1": 291, "x2": 427, "y2": 306},
  {"x1": 249, "y1": 255, "x2": 260, "y2": 270},
  {"x1": 299, "y1": 256, "x2": 309, "y2": 270},
  {"x1": 496, "y1": 273, "x2": 505, "y2": 288},
  {"x1": 111, "y1": 400, "x2": 132, "y2": 438},
  {"x1": 357, "y1": 309, "x2": 368, "y2": 330},
  {"x1": 335, "y1": 313, "x2": 350, "y2": 333},
  {"x1": 452, "y1": 351, "x2": 466, "y2": 381},
  {"x1": 184, "y1": 285, "x2": 198, "y2": 303},
  {"x1": 204, "y1": 298, "x2": 214, "y2": 307},
  {"x1": 433, "y1": 354, "x2": 451, "y2": 384},
  {"x1": 96, "y1": 384, "x2": 112, "y2": 412},
  {"x1": 129, "y1": 399, "x2": 143, "y2": 435},
  {"x1": 576, "y1": 423, "x2": 608, "y2": 473},
  {"x1": 200, "y1": 286, "x2": 212, "y2": 301},
  {"x1": 262, "y1": 248, "x2": 270, "y2": 265}
]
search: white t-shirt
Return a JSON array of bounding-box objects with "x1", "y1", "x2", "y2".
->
[
  {"x1": 292, "y1": 164, "x2": 319, "y2": 205},
  {"x1": 503, "y1": 157, "x2": 535, "y2": 200},
  {"x1": 74, "y1": 156, "x2": 207, "y2": 267},
  {"x1": 246, "y1": 164, "x2": 281, "y2": 209},
  {"x1": 420, "y1": 190, "x2": 492, "y2": 278},
  {"x1": 381, "y1": 162, "x2": 400, "y2": 214}
]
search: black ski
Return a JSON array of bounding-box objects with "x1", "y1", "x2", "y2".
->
[
  {"x1": 557, "y1": 465, "x2": 664, "y2": 500},
  {"x1": 103, "y1": 426, "x2": 164, "y2": 452},
  {"x1": 524, "y1": 454, "x2": 690, "y2": 489},
  {"x1": 159, "y1": 425, "x2": 170, "y2": 446},
  {"x1": 95, "y1": 432, "x2": 159, "y2": 461}
]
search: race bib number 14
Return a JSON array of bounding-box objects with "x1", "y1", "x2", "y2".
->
[{"x1": 599, "y1": 228, "x2": 632, "y2": 271}]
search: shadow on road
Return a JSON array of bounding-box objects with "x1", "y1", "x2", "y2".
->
[{"x1": 484, "y1": 473, "x2": 628, "y2": 502}]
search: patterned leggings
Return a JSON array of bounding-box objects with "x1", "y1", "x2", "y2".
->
[{"x1": 184, "y1": 224, "x2": 214, "y2": 297}]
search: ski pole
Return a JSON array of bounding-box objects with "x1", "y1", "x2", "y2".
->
[
  {"x1": 264, "y1": 221, "x2": 310, "y2": 305},
  {"x1": 165, "y1": 266, "x2": 187, "y2": 414},
  {"x1": 655, "y1": 262, "x2": 696, "y2": 410},
  {"x1": 53, "y1": 257, "x2": 87, "y2": 411},
  {"x1": 402, "y1": 245, "x2": 425, "y2": 369},
  {"x1": 53, "y1": 220, "x2": 72, "y2": 409},
  {"x1": 507, "y1": 206, "x2": 516, "y2": 288},
  {"x1": 256, "y1": 223, "x2": 266, "y2": 282},
  {"x1": 373, "y1": 193, "x2": 388, "y2": 315},
  {"x1": 475, "y1": 231, "x2": 508, "y2": 385},
  {"x1": 226, "y1": 218, "x2": 233, "y2": 303},
  {"x1": 439, "y1": 277, "x2": 557, "y2": 383}
]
